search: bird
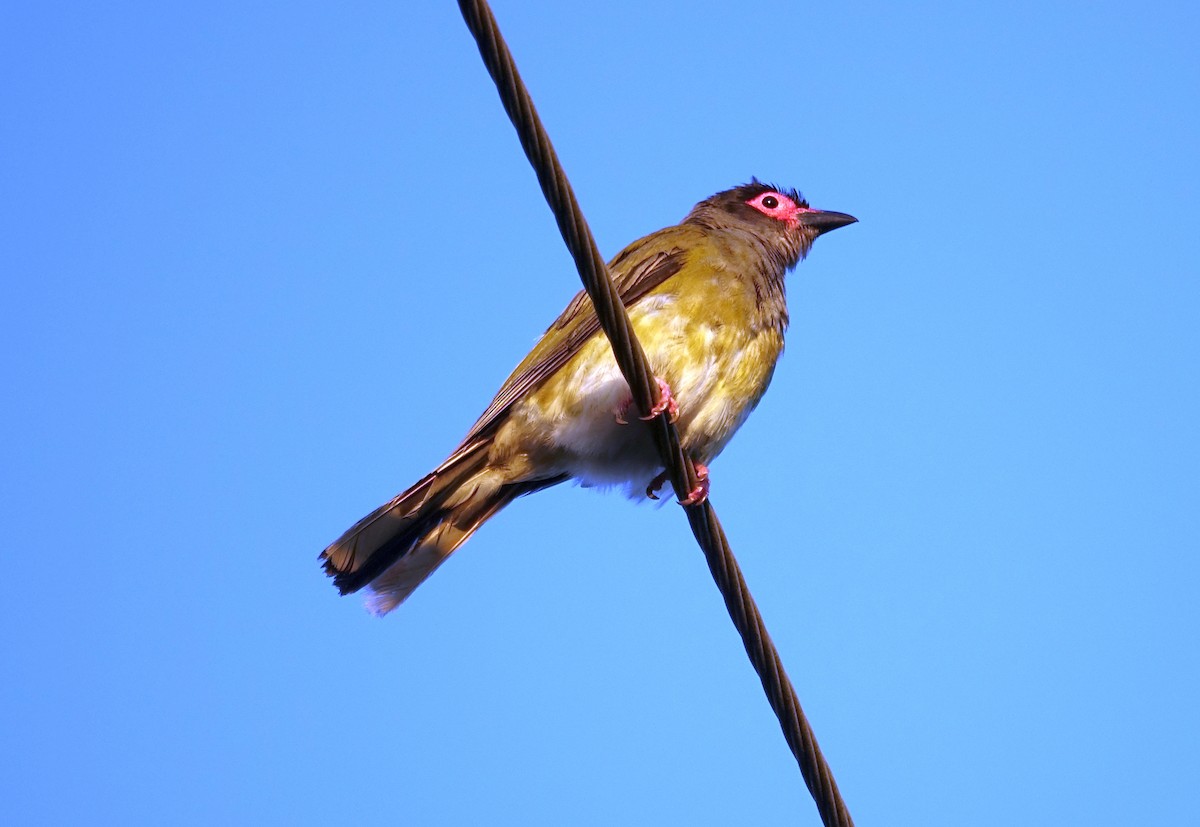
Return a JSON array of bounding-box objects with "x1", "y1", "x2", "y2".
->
[{"x1": 320, "y1": 180, "x2": 856, "y2": 615}]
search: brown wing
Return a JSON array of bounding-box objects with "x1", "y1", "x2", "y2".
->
[{"x1": 462, "y1": 230, "x2": 691, "y2": 443}]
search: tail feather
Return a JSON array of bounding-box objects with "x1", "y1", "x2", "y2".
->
[
  {"x1": 363, "y1": 478, "x2": 550, "y2": 615},
  {"x1": 321, "y1": 439, "x2": 492, "y2": 596},
  {"x1": 320, "y1": 438, "x2": 565, "y2": 614}
]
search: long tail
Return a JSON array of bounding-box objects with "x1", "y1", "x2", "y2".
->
[{"x1": 320, "y1": 439, "x2": 564, "y2": 615}]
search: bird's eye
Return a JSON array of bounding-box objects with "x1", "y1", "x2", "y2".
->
[{"x1": 761, "y1": 195, "x2": 779, "y2": 209}]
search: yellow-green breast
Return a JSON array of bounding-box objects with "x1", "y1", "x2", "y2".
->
[{"x1": 493, "y1": 231, "x2": 787, "y2": 493}]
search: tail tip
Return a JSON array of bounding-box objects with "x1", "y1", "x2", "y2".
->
[{"x1": 364, "y1": 588, "x2": 403, "y2": 617}]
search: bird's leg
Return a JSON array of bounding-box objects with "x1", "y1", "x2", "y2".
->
[
  {"x1": 614, "y1": 377, "x2": 679, "y2": 425},
  {"x1": 645, "y1": 463, "x2": 710, "y2": 505},
  {"x1": 642, "y1": 377, "x2": 681, "y2": 422},
  {"x1": 677, "y1": 463, "x2": 710, "y2": 507}
]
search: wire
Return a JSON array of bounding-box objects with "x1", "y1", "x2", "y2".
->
[{"x1": 456, "y1": 2, "x2": 855, "y2": 824}]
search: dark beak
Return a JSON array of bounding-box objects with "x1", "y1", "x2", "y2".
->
[{"x1": 801, "y1": 210, "x2": 858, "y2": 236}]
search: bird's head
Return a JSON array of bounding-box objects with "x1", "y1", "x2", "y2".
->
[{"x1": 685, "y1": 180, "x2": 856, "y2": 270}]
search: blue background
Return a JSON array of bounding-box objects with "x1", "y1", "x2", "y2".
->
[{"x1": 4, "y1": 2, "x2": 1198, "y2": 824}]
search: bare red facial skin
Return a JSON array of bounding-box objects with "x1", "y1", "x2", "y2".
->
[{"x1": 745, "y1": 191, "x2": 814, "y2": 228}]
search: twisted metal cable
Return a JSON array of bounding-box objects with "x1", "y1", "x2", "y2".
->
[{"x1": 456, "y1": 2, "x2": 854, "y2": 824}]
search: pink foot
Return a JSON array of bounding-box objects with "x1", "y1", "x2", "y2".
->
[
  {"x1": 646, "y1": 464, "x2": 710, "y2": 504},
  {"x1": 615, "y1": 377, "x2": 679, "y2": 425},
  {"x1": 677, "y1": 463, "x2": 709, "y2": 507}
]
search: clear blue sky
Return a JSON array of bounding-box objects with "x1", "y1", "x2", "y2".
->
[{"x1": 3, "y1": 2, "x2": 1198, "y2": 824}]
